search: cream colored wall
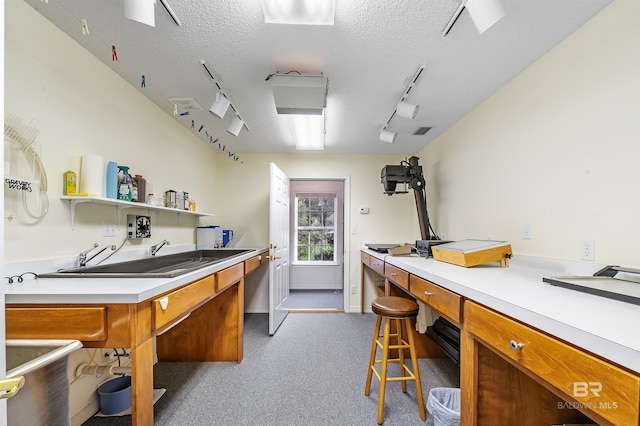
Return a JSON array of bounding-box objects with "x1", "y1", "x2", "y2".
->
[
  {"x1": 416, "y1": 0, "x2": 640, "y2": 268},
  {"x1": 5, "y1": 1, "x2": 221, "y2": 423},
  {"x1": 5, "y1": 0, "x2": 219, "y2": 263},
  {"x1": 214, "y1": 153, "x2": 416, "y2": 310}
]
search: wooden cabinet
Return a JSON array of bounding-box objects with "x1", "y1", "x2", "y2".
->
[
  {"x1": 385, "y1": 264, "x2": 409, "y2": 291},
  {"x1": 464, "y1": 301, "x2": 640, "y2": 426},
  {"x1": 152, "y1": 275, "x2": 215, "y2": 332},
  {"x1": 245, "y1": 251, "x2": 267, "y2": 275},
  {"x1": 410, "y1": 275, "x2": 462, "y2": 325},
  {"x1": 215, "y1": 263, "x2": 244, "y2": 293}
]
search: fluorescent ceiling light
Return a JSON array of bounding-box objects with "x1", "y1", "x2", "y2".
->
[
  {"x1": 288, "y1": 114, "x2": 325, "y2": 150},
  {"x1": 261, "y1": 0, "x2": 336, "y2": 25}
]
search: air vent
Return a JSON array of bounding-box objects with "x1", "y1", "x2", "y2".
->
[
  {"x1": 168, "y1": 98, "x2": 204, "y2": 112},
  {"x1": 413, "y1": 126, "x2": 432, "y2": 136}
]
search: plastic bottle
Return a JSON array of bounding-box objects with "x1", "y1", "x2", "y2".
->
[
  {"x1": 117, "y1": 166, "x2": 133, "y2": 201},
  {"x1": 131, "y1": 177, "x2": 139, "y2": 202},
  {"x1": 63, "y1": 170, "x2": 77, "y2": 195},
  {"x1": 134, "y1": 174, "x2": 146, "y2": 203}
]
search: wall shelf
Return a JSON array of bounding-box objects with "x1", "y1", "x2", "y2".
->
[{"x1": 60, "y1": 196, "x2": 213, "y2": 229}]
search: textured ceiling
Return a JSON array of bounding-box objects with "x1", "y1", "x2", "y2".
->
[{"x1": 23, "y1": 0, "x2": 611, "y2": 155}]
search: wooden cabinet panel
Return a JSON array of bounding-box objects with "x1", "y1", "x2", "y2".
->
[
  {"x1": 6, "y1": 306, "x2": 107, "y2": 341},
  {"x1": 245, "y1": 250, "x2": 268, "y2": 275},
  {"x1": 215, "y1": 263, "x2": 244, "y2": 293},
  {"x1": 465, "y1": 301, "x2": 640, "y2": 426},
  {"x1": 361, "y1": 251, "x2": 370, "y2": 265},
  {"x1": 385, "y1": 264, "x2": 409, "y2": 290},
  {"x1": 410, "y1": 275, "x2": 462, "y2": 325},
  {"x1": 152, "y1": 275, "x2": 215, "y2": 331},
  {"x1": 369, "y1": 257, "x2": 385, "y2": 275},
  {"x1": 244, "y1": 255, "x2": 260, "y2": 275}
]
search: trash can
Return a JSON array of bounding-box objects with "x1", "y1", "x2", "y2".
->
[{"x1": 426, "y1": 387, "x2": 460, "y2": 426}]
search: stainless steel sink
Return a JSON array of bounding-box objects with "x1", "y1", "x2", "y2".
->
[
  {"x1": 7, "y1": 339, "x2": 82, "y2": 426},
  {"x1": 38, "y1": 249, "x2": 252, "y2": 278}
]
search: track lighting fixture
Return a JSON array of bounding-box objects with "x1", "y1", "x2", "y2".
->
[
  {"x1": 396, "y1": 100, "x2": 419, "y2": 120},
  {"x1": 209, "y1": 93, "x2": 231, "y2": 119},
  {"x1": 379, "y1": 65, "x2": 424, "y2": 143},
  {"x1": 227, "y1": 115, "x2": 245, "y2": 137},
  {"x1": 201, "y1": 60, "x2": 249, "y2": 136},
  {"x1": 380, "y1": 129, "x2": 397, "y2": 144},
  {"x1": 442, "y1": 0, "x2": 505, "y2": 36}
]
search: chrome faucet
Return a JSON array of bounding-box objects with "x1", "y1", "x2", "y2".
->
[
  {"x1": 150, "y1": 239, "x2": 170, "y2": 256},
  {"x1": 78, "y1": 243, "x2": 116, "y2": 267}
]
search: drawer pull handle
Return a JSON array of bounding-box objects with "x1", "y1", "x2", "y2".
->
[
  {"x1": 510, "y1": 340, "x2": 524, "y2": 351},
  {"x1": 159, "y1": 296, "x2": 169, "y2": 311},
  {"x1": 391, "y1": 272, "x2": 398, "y2": 276},
  {"x1": 424, "y1": 291, "x2": 435, "y2": 297}
]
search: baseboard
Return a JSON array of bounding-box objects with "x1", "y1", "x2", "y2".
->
[{"x1": 71, "y1": 399, "x2": 99, "y2": 426}]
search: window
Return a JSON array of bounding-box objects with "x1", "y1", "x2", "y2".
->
[{"x1": 295, "y1": 195, "x2": 336, "y2": 263}]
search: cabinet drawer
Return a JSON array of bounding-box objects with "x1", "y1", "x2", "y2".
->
[
  {"x1": 385, "y1": 264, "x2": 409, "y2": 290},
  {"x1": 465, "y1": 301, "x2": 640, "y2": 426},
  {"x1": 369, "y1": 257, "x2": 385, "y2": 275},
  {"x1": 361, "y1": 251, "x2": 370, "y2": 265},
  {"x1": 153, "y1": 275, "x2": 215, "y2": 331},
  {"x1": 6, "y1": 306, "x2": 107, "y2": 341},
  {"x1": 216, "y1": 263, "x2": 244, "y2": 292},
  {"x1": 410, "y1": 275, "x2": 461, "y2": 324}
]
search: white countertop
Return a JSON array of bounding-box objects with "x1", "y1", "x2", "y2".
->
[
  {"x1": 362, "y1": 247, "x2": 640, "y2": 374},
  {"x1": 5, "y1": 248, "x2": 267, "y2": 304}
]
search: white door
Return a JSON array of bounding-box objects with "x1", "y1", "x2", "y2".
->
[{"x1": 269, "y1": 163, "x2": 290, "y2": 335}]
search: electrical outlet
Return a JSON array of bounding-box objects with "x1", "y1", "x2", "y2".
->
[
  {"x1": 581, "y1": 239, "x2": 595, "y2": 261},
  {"x1": 351, "y1": 226, "x2": 357, "y2": 235},
  {"x1": 103, "y1": 222, "x2": 116, "y2": 237},
  {"x1": 523, "y1": 223, "x2": 532, "y2": 239},
  {"x1": 351, "y1": 286, "x2": 356, "y2": 294}
]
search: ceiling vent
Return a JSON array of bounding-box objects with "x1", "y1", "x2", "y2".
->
[
  {"x1": 270, "y1": 74, "x2": 328, "y2": 115},
  {"x1": 413, "y1": 126, "x2": 432, "y2": 136},
  {"x1": 168, "y1": 98, "x2": 204, "y2": 112}
]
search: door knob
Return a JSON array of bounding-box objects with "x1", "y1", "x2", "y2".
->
[{"x1": 0, "y1": 376, "x2": 25, "y2": 400}]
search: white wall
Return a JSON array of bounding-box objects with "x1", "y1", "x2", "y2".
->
[
  {"x1": 416, "y1": 0, "x2": 640, "y2": 268},
  {"x1": 5, "y1": 1, "x2": 222, "y2": 423},
  {"x1": 5, "y1": 0, "x2": 220, "y2": 263}
]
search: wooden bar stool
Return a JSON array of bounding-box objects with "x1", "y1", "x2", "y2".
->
[{"x1": 365, "y1": 296, "x2": 426, "y2": 424}]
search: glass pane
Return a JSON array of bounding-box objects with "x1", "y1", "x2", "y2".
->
[
  {"x1": 298, "y1": 211, "x2": 309, "y2": 227},
  {"x1": 325, "y1": 230, "x2": 335, "y2": 245},
  {"x1": 297, "y1": 246, "x2": 309, "y2": 261},
  {"x1": 322, "y1": 245, "x2": 334, "y2": 261},
  {"x1": 309, "y1": 212, "x2": 322, "y2": 226},
  {"x1": 298, "y1": 198, "x2": 309, "y2": 211},
  {"x1": 310, "y1": 246, "x2": 323, "y2": 261},
  {"x1": 323, "y1": 197, "x2": 334, "y2": 210},
  {"x1": 323, "y1": 211, "x2": 335, "y2": 227},
  {"x1": 310, "y1": 230, "x2": 323, "y2": 244},
  {"x1": 309, "y1": 198, "x2": 322, "y2": 210},
  {"x1": 297, "y1": 230, "x2": 310, "y2": 245}
]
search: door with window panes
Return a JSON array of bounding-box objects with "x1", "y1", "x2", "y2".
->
[{"x1": 289, "y1": 181, "x2": 343, "y2": 293}]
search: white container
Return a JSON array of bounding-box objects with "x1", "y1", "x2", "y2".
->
[{"x1": 197, "y1": 226, "x2": 223, "y2": 249}]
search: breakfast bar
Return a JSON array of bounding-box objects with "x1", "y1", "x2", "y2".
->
[{"x1": 5, "y1": 248, "x2": 268, "y2": 426}]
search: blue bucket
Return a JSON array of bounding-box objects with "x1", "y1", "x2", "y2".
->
[{"x1": 97, "y1": 376, "x2": 132, "y2": 415}]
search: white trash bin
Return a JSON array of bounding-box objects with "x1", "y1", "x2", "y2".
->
[{"x1": 426, "y1": 387, "x2": 460, "y2": 426}]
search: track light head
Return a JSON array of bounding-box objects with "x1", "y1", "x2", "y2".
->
[
  {"x1": 396, "y1": 101, "x2": 419, "y2": 119},
  {"x1": 209, "y1": 95, "x2": 231, "y2": 119},
  {"x1": 380, "y1": 129, "x2": 397, "y2": 144}
]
